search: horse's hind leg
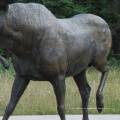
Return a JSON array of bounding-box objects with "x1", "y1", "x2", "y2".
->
[
  {"x1": 93, "y1": 59, "x2": 109, "y2": 113},
  {"x1": 73, "y1": 69, "x2": 91, "y2": 120}
]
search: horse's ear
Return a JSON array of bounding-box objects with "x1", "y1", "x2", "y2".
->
[
  {"x1": 40, "y1": 0, "x2": 45, "y2": 5},
  {"x1": 0, "y1": 0, "x2": 16, "y2": 7}
]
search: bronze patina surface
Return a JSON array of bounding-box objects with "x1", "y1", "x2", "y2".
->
[{"x1": 0, "y1": 1, "x2": 112, "y2": 120}]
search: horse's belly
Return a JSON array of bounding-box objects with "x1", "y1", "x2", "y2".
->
[
  {"x1": 66, "y1": 59, "x2": 90, "y2": 77},
  {"x1": 65, "y1": 44, "x2": 95, "y2": 77}
]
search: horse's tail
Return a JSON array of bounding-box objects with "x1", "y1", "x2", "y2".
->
[{"x1": 0, "y1": 0, "x2": 16, "y2": 9}]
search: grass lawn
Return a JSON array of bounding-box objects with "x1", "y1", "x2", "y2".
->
[{"x1": 0, "y1": 66, "x2": 120, "y2": 115}]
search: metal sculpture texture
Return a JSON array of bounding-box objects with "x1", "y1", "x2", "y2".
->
[{"x1": 0, "y1": 1, "x2": 112, "y2": 120}]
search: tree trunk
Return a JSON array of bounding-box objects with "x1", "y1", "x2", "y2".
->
[{"x1": 113, "y1": 29, "x2": 120, "y2": 60}]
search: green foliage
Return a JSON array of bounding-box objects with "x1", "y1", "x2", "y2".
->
[
  {"x1": 108, "y1": 50, "x2": 120, "y2": 67},
  {"x1": 0, "y1": 47, "x2": 6, "y2": 56},
  {"x1": 7, "y1": 57, "x2": 15, "y2": 74},
  {"x1": 45, "y1": 0, "x2": 88, "y2": 18},
  {"x1": 109, "y1": 57, "x2": 120, "y2": 67},
  {"x1": 17, "y1": 0, "x2": 42, "y2": 3}
]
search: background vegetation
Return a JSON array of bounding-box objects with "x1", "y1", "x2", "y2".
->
[{"x1": 0, "y1": 64, "x2": 120, "y2": 115}]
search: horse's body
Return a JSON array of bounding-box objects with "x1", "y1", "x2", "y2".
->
[{"x1": 0, "y1": 2, "x2": 112, "y2": 120}]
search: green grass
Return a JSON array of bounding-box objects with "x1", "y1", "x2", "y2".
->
[{"x1": 0, "y1": 66, "x2": 120, "y2": 115}]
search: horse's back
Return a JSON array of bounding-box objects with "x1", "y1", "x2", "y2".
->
[{"x1": 58, "y1": 14, "x2": 112, "y2": 76}]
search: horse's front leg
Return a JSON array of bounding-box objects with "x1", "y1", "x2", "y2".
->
[
  {"x1": 2, "y1": 74, "x2": 30, "y2": 120},
  {"x1": 50, "y1": 76, "x2": 66, "y2": 120}
]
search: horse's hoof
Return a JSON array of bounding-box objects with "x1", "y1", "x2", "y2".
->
[
  {"x1": 97, "y1": 100, "x2": 104, "y2": 113},
  {"x1": 82, "y1": 118, "x2": 89, "y2": 120},
  {"x1": 96, "y1": 94, "x2": 104, "y2": 113}
]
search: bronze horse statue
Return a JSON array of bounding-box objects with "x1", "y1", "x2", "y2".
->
[{"x1": 0, "y1": 1, "x2": 112, "y2": 120}]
